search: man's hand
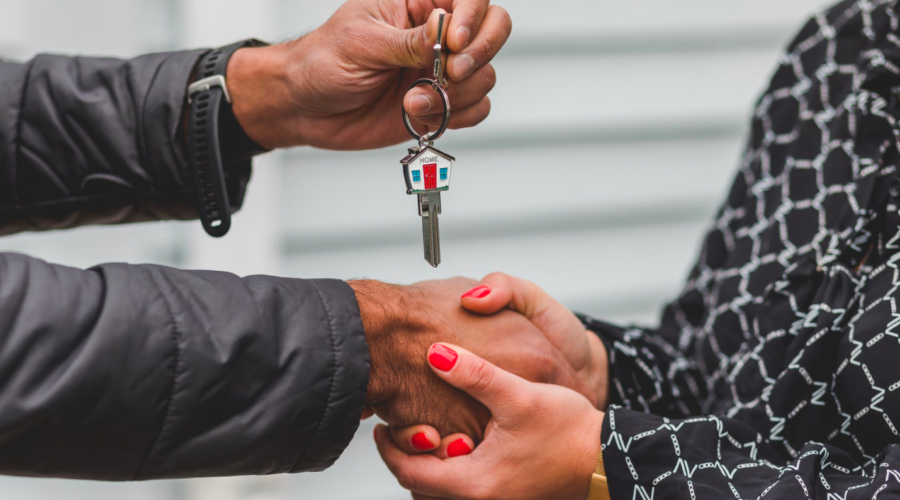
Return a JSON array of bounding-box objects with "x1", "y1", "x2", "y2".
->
[
  {"x1": 226, "y1": 0, "x2": 511, "y2": 151},
  {"x1": 348, "y1": 278, "x2": 596, "y2": 440}
]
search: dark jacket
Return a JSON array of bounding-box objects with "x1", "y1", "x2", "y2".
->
[{"x1": 0, "y1": 49, "x2": 369, "y2": 479}]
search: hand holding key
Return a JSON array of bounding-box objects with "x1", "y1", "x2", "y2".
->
[{"x1": 225, "y1": 0, "x2": 511, "y2": 151}]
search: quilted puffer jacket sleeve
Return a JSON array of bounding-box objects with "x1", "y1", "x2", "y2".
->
[
  {"x1": 0, "y1": 50, "x2": 252, "y2": 234},
  {"x1": 0, "y1": 252, "x2": 370, "y2": 480}
]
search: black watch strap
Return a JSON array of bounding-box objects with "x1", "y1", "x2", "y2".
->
[{"x1": 187, "y1": 39, "x2": 266, "y2": 238}]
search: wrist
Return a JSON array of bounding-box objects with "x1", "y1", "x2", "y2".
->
[
  {"x1": 577, "y1": 408, "x2": 606, "y2": 500},
  {"x1": 348, "y1": 280, "x2": 426, "y2": 407},
  {"x1": 584, "y1": 332, "x2": 610, "y2": 410},
  {"x1": 227, "y1": 42, "x2": 299, "y2": 150}
]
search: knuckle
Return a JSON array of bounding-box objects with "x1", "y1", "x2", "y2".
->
[
  {"x1": 482, "y1": 64, "x2": 497, "y2": 91},
  {"x1": 503, "y1": 387, "x2": 539, "y2": 421},
  {"x1": 465, "y1": 359, "x2": 496, "y2": 394},
  {"x1": 470, "y1": 103, "x2": 490, "y2": 126},
  {"x1": 495, "y1": 6, "x2": 513, "y2": 34},
  {"x1": 396, "y1": 31, "x2": 423, "y2": 67},
  {"x1": 478, "y1": 35, "x2": 495, "y2": 62},
  {"x1": 483, "y1": 271, "x2": 505, "y2": 281},
  {"x1": 482, "y1": 271, "x2": 509, "y2": 287},
  {"x1": 448, "y1": 85, "x2": 463, "y2": 106},
  {"x1": 530, "y1": 348, "x2": 558, "y2": 384}
]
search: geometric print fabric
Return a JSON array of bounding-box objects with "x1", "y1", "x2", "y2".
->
[{"x1": 584, "y1": 1, "x2": 900, "y2": 497}]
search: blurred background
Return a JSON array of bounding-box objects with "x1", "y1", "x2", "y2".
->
[{"x1": 0, "y1": 0, "x2": 830, "y2": 498}]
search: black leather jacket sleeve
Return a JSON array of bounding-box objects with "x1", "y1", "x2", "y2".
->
[
  {"x1": 0, "y1": 252, "x2": 370, "y2": 480},
  {"x1": 0, "y1": 49, "x2": 252, "y2": 235}
]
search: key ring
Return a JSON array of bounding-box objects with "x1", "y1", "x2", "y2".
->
[
  {"x1": 402, "y1": 12, "x2": 450, "y2": 146},
  {"x1": 402, "y1": 78, "x2": 451, "y2": 146}
]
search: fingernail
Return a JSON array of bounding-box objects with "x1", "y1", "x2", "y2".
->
[
  {"x1": 411, "y1": 432, "x2": 434, "y2": 451},
  {"x1": 447, "y1": 439, "x2": 472, "y2": 457},
  {"x1": 461, "y1": 285, "x2": 491, "y2": 299},
  {"x1": 409, "y1": 95, "x2": 432, "y2": 115},
  {"x1": 428, "y1": 344, "x2": 458, "y2": 372},
  {"x1": 453, "y1": 54, "x2": 476, "y2": 79},
  {"x1": 456, "y1": 26, "x2": 471, "y2": 49}
]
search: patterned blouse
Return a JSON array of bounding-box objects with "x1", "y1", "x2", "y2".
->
[{"x1": 586, "y1": 1, "x2": 900, "y2": 498}]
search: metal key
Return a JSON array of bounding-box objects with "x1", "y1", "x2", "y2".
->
[
  {"x1": 418, "y1": 191, "x2": 442, "y2": 266},
  {"x1": 398, "y1": 13, "x2": 455, "y2": 267},
  {"x1": 401, "y1": 144, "x2": 455, "y2": 267}
]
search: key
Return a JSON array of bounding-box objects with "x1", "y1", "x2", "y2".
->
[
  {"x1": 418, "y1": 191, "x2": 442, "y2": 267},
  {"x1": 398, "y1": 12, "x2": 455, "y2": 267},
  {"x1": 401, "y1": 144, "x2": 455, "y2": 267}
]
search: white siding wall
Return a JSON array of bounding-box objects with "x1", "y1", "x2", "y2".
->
[{"x1": 0, "y1": 1, "x2": 831, "y2": 499}]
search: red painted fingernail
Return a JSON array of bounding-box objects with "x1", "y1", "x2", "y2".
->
[
  {"x1": 374, "y1": 426, "x2": 378, "y2": 439},
  {"x1": 428, "y1": 344, "x2": 458, "y2": 372},
  {"x1": 411, "y1": 432, "x2": 433, "y2": 451},
  {"x1": 461, "y1": 285, "x2": 491, "y2": 299},
  {"x1": 447, "y1": 439, "x2": 472, "y2": 457}
]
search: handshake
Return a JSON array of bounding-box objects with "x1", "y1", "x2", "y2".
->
[{"x1": 350, "y1": 274, "x2": 610, "y2": 499}]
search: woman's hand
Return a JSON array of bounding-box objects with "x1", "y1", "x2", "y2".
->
[
  {"x1": 352, "y1": 277, "x2": 598, "y2": 440},
  {"x1": 227, "y1": 0, "x2": 511, "y2": 151},
  {"x1": 461, "y1": 273, "x2": 609, "y2": 410},
  {"x1": 384, "y1": 273, "x2": 609, "y2": 457},
  {"x1": 376, "y1": 343, "x2": 604, "y2": 500}
]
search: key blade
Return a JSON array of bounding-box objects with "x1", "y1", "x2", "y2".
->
[
  {"x1": 418, "y1": 192, "x2": 442, "y2": 267},
  {"x1": 421, "y1": 210, "x2": 440, "y2": 267}
]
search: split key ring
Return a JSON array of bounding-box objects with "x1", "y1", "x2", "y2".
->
[{"x1": 402, "y1": 78, "x2": 451, "y2": 146}]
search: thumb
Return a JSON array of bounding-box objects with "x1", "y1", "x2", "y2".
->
[
  {"x1": 461, "y1": 273, "x2": 590, "y2": 369},
  {"x1": 374, "y1": 8, "x2": 448, "y2": 69},
  {"x1": 461, "y1": 272, "x2": 564, "y2": 321},
  {"x1": 426, "y1": 343, "x2": 532, "y2": 416}
]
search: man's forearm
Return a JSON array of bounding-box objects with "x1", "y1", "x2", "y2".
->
[
  {"x1": 348, "y1": 279, "x2": 432, "y2": 408},
  {"x1": 0, "y1": 253, "x2": 368, "y2": 479},
  {"x1": 227, "y1": 42, "x2": 301, "y2": 150},
  {"x1": 0, "y1": 50, "x2": 238, "y2": 234}
]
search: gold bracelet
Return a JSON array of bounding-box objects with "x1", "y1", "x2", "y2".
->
[
  {"x1": 594, "y1": 446, "x2": 606, "y2": 476},
  {"x1": 586, "y1": 445, "x2": 610, "y2": 500}
]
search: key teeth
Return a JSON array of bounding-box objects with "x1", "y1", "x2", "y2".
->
[
  {"x1": 423, "y1": 212, "x2": 440, "y2": 267},
  {"x1": 418, "y1": 191, "x2": 442, "y2": 268}
]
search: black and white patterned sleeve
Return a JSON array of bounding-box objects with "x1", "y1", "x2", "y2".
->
[
  {"x1": 600, "y1": 408, "x2": 900, "y2": 499},
  {"x1": 580, "y1": 311, "x2": 710, "y2": 419},
  {"x1": 574, "y1": 1, "x2": 900, "y2": 497}
]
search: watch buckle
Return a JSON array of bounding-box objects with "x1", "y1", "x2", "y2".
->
[{"x1": 188, "y1": 75, "x2": 232, "y2": 104}]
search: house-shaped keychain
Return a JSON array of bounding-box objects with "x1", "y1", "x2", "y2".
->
[{"x1": 401, "y1": 145, "x2": 455, "y2": 195}]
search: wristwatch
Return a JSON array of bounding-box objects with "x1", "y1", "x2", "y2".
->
[
  {"x1": 186, "y1": 39, "x2": 269, "y2": 237},
  {"x1": 587, "y1": 446, "x2": 610, "y2": 500}
]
